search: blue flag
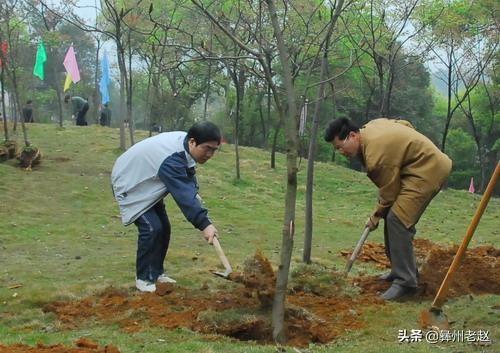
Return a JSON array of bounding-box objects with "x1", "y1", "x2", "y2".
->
[{"x1": 99, "y1": 51, "x2": 110, "y2": 104}]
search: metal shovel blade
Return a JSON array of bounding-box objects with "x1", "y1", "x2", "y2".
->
[
  {"x1": 419, "y1": 307, "x2": 450, "y2": 330},
  {"x1": 213, "y1": 269, "x2": 233, "y2": 279}
]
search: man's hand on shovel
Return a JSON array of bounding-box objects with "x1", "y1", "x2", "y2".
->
[
  {"x1": 365, "y1": 215, "x2": 380, "y2": 231},
  {"x1": 201, "y1": 225, "x2": 233, "y2": 279},
  {"x1": 202, "y1": 224, "x2": 218, "y2": 244}
]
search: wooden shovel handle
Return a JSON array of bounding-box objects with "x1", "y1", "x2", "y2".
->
[
  {"x1": 344, "y1": 227, "x2": 371, "y2": 275},
  {"x1": 212, "y1": 236, "x2": 232, "y2": 273},
  {"x1": 432, "y1": 162, "x2": 499, "y2": 309}
]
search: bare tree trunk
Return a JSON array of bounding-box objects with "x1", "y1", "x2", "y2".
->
[
  {"x1": 9, "y1": 67, "x2": 28, "y2": 145},
  {"x1": 13, "y1": 96, "x2": 17, "y2": 131},
  {"x1": 441, "y1": 48, "x2": 453, "y2": 152},
  {"x1": 234, "y1": 85, "x2": 241, "y2": 180},
  {"x1": 267, "y1": 0, "x2": 299, "y2": 344},
  {"x1": 92, "y1": 38, "x2": 101, "y2": 125},
  {"x1": 258, "y1": 91, "x2": 267, "y2": 148},
  {"x1": 303, "y1": 2, "x2": 344, "y2": 263},
  {"x1": 231, "y1": 67, "x2": 245, "y2": 180},
  {"x1": 270, "y1": 119, "x2": 281, "y2": 169},
  {"x1": 117, "y1": 43, "x2": 127, "y2": 150},
  {"x1": 1, "y1": 65, "x2": 8, "y2": 141},
  {"x1": 127, "y1": 32, "x2": 135, "y2": 146}
]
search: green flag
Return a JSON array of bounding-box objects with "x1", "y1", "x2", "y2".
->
[{"x1": 33, "y1": 41, "x2": 47, "y2": 80}]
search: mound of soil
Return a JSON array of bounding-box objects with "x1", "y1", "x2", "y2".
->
[
  {"x1": 4, "y1": 140, "x2": 17, "y2": 159},
  {"x1": 419, "y1": 245, "x2": 499, "y2": 297},
  {"x1": 226, "y1": 250, "x2": 276, "y2": 307},
  {"x1": 0, "y1": 145, "x2": 7, "y2": 162},
  {"x1": 44, "y1": 251, "x2": 381, "y2": 347},
  {"x1": 342, "y1": 240, "x2": 499, "y2": 298},
  {"x1": 18, "y1": 146, "x2": 42, "y2": 170},
  {"x1": 0, "y1": 338, "x2": 120, "y2": 353}
]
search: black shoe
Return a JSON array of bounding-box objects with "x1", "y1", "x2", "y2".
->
[
  {"x1": 378, "y1": 271, "x2": 395, "y2": 282},
  {"x1": 380, "y1": 284, "x2": 417, "y2": 301}
]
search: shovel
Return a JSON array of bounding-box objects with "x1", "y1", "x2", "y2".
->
[
  {"x1": 344, "y1": 226, "x2": 371, "y2": 276},
  {"x1": 420, "y1": 162, "x2": 499, "y2": 329},
  {"x1": 212, "y1": 236, "x2": 233, "y2": 279}
]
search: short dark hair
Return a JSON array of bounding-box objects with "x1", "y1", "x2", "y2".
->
[
  {"x1": 64, "y1": 94, "x2": 71, "y2": 103},
  {"x1": 324, "y1": 118, "x2": 360, "y2": 142},
  {"x1": 187, "y1": 121, "x2": 221, "y2": 145},
  {"x1": 26, "y1": 100, "x2": 32, "y2": 104}
]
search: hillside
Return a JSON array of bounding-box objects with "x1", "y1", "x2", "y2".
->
[{"x1": 0, "y1": 124, "x2": 498, "y2": 353}]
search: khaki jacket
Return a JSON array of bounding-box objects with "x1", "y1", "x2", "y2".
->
[{"x1": 360, "y1": 118, "x2": 452, "y2": 228}]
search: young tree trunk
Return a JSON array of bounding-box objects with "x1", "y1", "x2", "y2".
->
[
  {"x1": 1, "y1": 65, "x2": 8, "y2": 141},
  {"x1": 267, "y1": 0, "x2": 299, "y2": 344},
  {"x1": 270, "y1": 119, "x2": 281, "y2": 169},
  {"x1": 234, "y1": 81, "x2": 241, "y2": 180},
  {"x1": 117, "y1": 43, "x2": 127, "y2": 150},
  {"x1": 441, "y1": 48, "x2": 453, "y2": 153},
  {"x1": 92, "y1": 39, "x2": 101, "y2": 125},
  {"x1": 257, "y1": 91, "x2": 267, "y2": 148},
  {"x1": 127, "y1": 32, "x2": 135, "y2": 146},
  {"x1": 303, "y1": 2, "x2": 344, "y2": 263},
  {"x1": 203, "y1": 61, "x2": 212, "y2": 120}
]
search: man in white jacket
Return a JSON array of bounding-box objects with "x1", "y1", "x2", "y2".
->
[{"x1": 111, "y1": 121, "x2": 221, "y2": 292}]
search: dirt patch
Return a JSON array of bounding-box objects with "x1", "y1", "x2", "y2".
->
[
  {"x1": 44, "y1": 251, "x2": 381, "y2": 347},
  {"x1": 18, "y1": 146, "x2": 42, "y2": 170},
  {"x1": 419, "y1": 245, "x2": 499, "y2": 297},
  {"x1": 226, "y1": 250, "x2": 276, "y2": 307},
  {"x1": 0, "y1": 338, "x2": 120, "y2": 353},
  {"x1": 48, "y1": 156, "x2": 72, "y2": 163},
  {"x1": 342, "y1": 240, "x2": 499, "y2": 298}
]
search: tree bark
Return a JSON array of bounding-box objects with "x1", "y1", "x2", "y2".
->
[
  {"x1": 303, "y1": 2, "x2": 344, "y2": 263},
  {"x1": 267, "y1": 0, "x2": 299, "y2": 344}
]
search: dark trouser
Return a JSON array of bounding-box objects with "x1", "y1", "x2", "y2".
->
[
  {"x1": 133, "y1": 200, "x2": 171, "y2": 282},
  {"x1": 76, "y1": 103, "x2": 89, "y2": 126},
  {"x1": 384, "y1": 210, "x2": 418, "y2": 288}
]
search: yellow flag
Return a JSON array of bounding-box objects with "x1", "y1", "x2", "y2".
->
[{"x1": 63, "y1": 72, "x2": 72, "y2": 92}]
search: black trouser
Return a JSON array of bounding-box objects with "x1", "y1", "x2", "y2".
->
[
  {"x1": 76, "y1": 103, "x2": 89, "y2": 126},
  {"x1": 133, "y1": 200, "x2": 171, "y2": 282},
  {"x1": 384, "y1": 210, "x2": 418, "y2": 288}
]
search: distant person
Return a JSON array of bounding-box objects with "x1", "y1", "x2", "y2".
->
[
  {"x1": 111, "y1": 121, "x2": 222, "y2": 293},
  {"x1": 151, "y1": 123, "x2": 163, "y2": 133},
  {"x1": 22, "y1": 100, "x2": 34, "y2": 123},
  {"x1": 324, "y1": 118, "x2": 452, "y2": 301},
  {"x1": 99, "y1": 103, "x2": 112, "y2": 127},
  {"x1": 64, "y1": 94, "x2": 89, "y2": 126}
]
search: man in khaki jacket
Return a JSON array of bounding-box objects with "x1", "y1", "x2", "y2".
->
[{"x1": 325, "y1": 117, "x2": 452, "y2": 301}]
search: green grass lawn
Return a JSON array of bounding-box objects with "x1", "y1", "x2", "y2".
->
[{"x1": 0, "y1": 123, "x2": 498, "y2": 352}]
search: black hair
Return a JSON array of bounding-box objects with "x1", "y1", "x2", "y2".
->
[
  {"x1": 26, "y1": 100, "x2": 32, "y2": 104},
  {"x1": 187, "y1": 121, "x2": 221, "y2": 145},
  {"x1": 324, "y1": 118, "x2": 360, "y2": 142},
  {"x1": 64, "y1": 94, "x2": 71, "y2": 103}
]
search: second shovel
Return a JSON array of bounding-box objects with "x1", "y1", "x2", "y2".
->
[
  {"x1": 212, "y1": 236, "x2": 233, "y2": 279},
  {"x1": 344, "y1": 226, "x2": 371, "y2": 276}
]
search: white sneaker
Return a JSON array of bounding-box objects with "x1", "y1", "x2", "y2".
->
[
  {"x1": 157, "y1": 273, "x2": 177, "y2": 283},
  {"x1": 136, "y1": 279, "x2": 156, "y2": 292}
]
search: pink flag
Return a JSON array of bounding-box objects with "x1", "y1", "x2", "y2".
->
[
  {"x1": 468, "y1": 177, "x2": 475, "y2": 193},
  {"x1": 63, "y1": 45, "x2": 80, "y2": 83}
]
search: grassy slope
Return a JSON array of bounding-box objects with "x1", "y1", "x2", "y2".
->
[{"x1": 0, "y1": 124, "x2": 498, "y2": 353}]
